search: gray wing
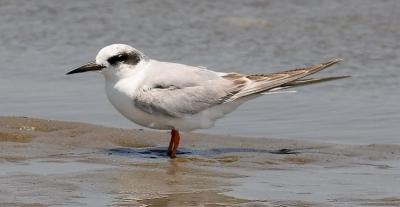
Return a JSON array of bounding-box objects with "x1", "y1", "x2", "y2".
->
[
  {"x1": 134, "y1": 82, "x2": 236, "y2": 118},
  {"x1": 134, "y1": 58, "x2": 344, "y2": 117}
]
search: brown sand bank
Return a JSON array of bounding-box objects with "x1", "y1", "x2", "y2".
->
[{"x1": 0, "y1": 117, "x2": 399, "y2": 207}]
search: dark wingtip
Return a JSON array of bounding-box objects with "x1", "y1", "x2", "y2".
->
[
  {"x1": 322, "y1": 58, "x2": 343, "y2": 68},
  {"x1": 337, "y1": 75, "x2": 351, "y2": 79},
  {"x1": 322, "y1": 75, "x2": 351, "y2": 80}
]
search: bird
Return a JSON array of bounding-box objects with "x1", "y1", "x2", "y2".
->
[{"x1": 67, "y1": 44, "x2": 349, "y2": 158}]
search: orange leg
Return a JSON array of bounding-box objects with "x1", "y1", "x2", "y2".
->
[
  {"x1": 167, "y1": 131, "x2": 174, "y2": 156},
  {"x1": 167, "y1": 129, "x2": 180, "y2": 158}
]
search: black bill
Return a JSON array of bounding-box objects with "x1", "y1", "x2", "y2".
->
[{"x1": 66, "y1": 62, "x2": 105, "y2": 75}]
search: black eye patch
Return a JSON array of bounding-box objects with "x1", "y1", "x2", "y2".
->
[{"x1": 107, "y1": 53, "x2": 129, "y2": 65}]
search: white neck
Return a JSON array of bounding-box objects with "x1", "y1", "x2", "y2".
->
[{"x1": 104, "y1": 59, "x2": 151, "y2": 99}]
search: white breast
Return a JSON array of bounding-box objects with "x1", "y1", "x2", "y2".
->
[
  {"x1": 105, "y1": 81, "x2": 211, "y2": 131},
  {"x1": 104, "y1": 69, "x2": 172, "y2": 130}
]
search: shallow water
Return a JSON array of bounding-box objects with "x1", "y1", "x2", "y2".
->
[
  {"x1": 1, "y1": 117, "x2": 400, "y2": 206},
  {"x1": 0, "y1": 161, "x2": 112, "y2": 177},
  {"x1": 0, "y1": 117, "x2": 400, "y2": 207},
  {"x1": 0, "y1": 0, "x2": 399, "y2": 144},
  {"x1": 228, "y1": 160, "x2": 400, "y2": 205}
]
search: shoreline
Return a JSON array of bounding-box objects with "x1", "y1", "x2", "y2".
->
[{"x1": 1, "y1": 116, "x2": 399, "y2": 206}]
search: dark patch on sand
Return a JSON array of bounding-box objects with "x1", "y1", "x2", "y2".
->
[{"x1": 105, "y1": 147, "x2": 299, "y2": 159}]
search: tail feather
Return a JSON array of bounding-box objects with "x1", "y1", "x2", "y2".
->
[
  {"x1": 224, "y1": 58, "x2": 345, "y2": 102},
  {"x1": 283, "y1": 76, "x2": 351, "y2": 88}
]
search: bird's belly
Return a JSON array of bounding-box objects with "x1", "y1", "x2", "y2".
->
[
  {"x1": 106, "y1": 89, "x2": 215, "y2": 130},
  {"x1": 105, "y1": 85, "x2": 171, "y2": 129},
  {"x1": 105, "y1": 82, "x2": 248, "y2": 131}
]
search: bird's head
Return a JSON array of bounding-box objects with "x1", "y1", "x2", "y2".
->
[{"x1": 67, "y1": 44, "x2": 147, "y2": 80}]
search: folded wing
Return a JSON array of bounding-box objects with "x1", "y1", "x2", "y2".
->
[
  {"x1": 222, "y1": 58, "x2": 345, "y2": 102},
  {"x1": 134, "y1": 58, "x2": 347, "y2": 117},
  {"x1": 134, "y1": 81, "x2": 238, "y2": 118}
]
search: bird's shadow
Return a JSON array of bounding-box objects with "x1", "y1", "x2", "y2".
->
[{"x1": 105, "y1": 147, "x2": 299, "y2": 159}]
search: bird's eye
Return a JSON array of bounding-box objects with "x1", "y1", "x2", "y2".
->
[{"x1": 107, "y1": 53, "x2": 129, "y2": 65}]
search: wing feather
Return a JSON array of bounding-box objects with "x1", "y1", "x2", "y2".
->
[
  {"x1": 134, "y1": 81, "x2": 237, "y2": 118},
  {"x1": 223, "y1": 58, "x2": 343, "y2": 102},
  {"x1": 134, "y1": 58, "x2": 344, "y2": 117}
]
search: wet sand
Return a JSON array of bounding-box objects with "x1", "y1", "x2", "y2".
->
[{"x1": 0, "y1": 117, "x2": 399, "y2": 206}]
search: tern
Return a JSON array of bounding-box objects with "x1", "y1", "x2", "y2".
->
[{"x1": 67, "y1": 44, "x2": 348, "y2": 158}]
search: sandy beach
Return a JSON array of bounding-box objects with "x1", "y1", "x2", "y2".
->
[{"x1": 0, "y1": 116, "x2": 399, "y2": 206}]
